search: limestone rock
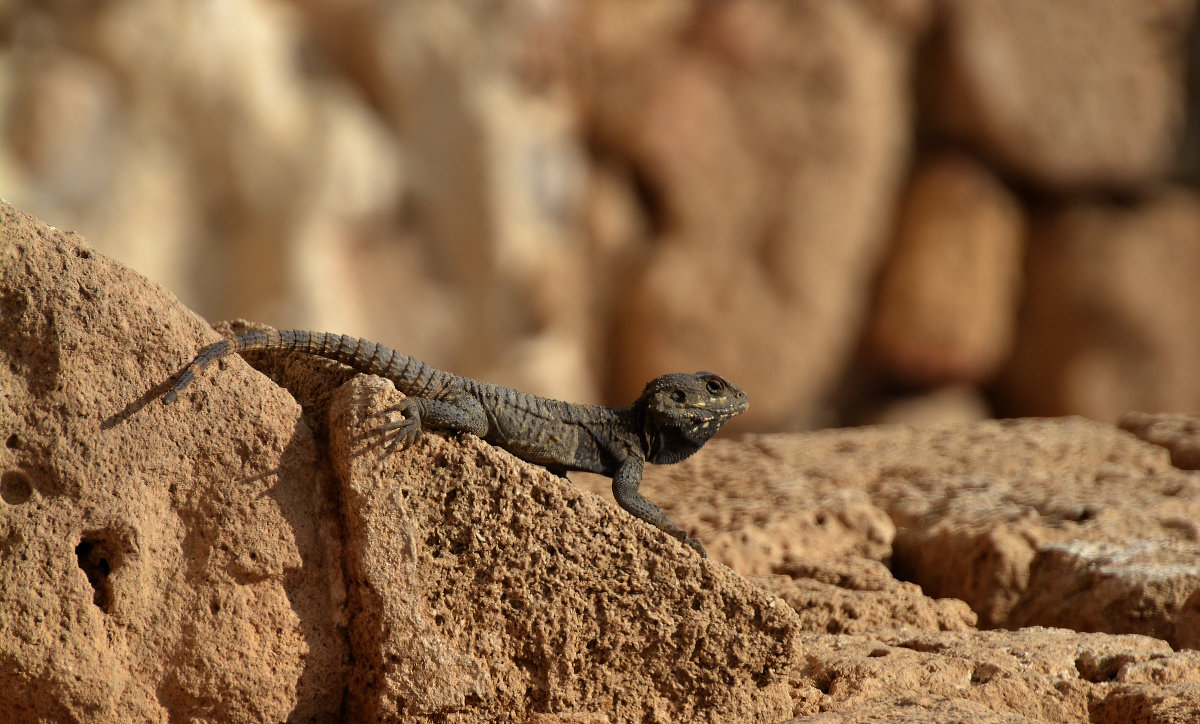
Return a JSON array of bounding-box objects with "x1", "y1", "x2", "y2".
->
[
  {"x1": 578, "y1": 0, "x2": 920, "y2": 429},
  {"x1": 12, "y1": 200, "x2": 1200, "y2": 721},
  {"x1": 1, "y1": 201, "x2": 814, "y2": 721},
  {"x1": 926, "y1": 0, "x2": 1197, "y2": 189},
  {"x1": 798, "y1": 628, "x2": 1188, "y2": 722},
  {"x1": 327, "y1": 375, "x2": 804, "y2": 722},
  {"x1": 0, "y1": 203, "x2": 347, "y2": 721},
  {"x1": 595, "y1": 417, "x2": 1200, "y2": 642},
  {"x1": 868, "y1": 153, "x2": 1024, "y2": 386},
  {"x1": 1001, "y1": 190, "x2": 1200, "y2": 420},
  {"x1": 1120, "y1": 411, "x2": 1200, "y2": 471},
  {"x1": 753, "y1": 557, "x2": 976, "y2": 635}
]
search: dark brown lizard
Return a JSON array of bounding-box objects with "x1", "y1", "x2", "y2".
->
[{"x1": 162, "y1": 329, "x2": 748, "y2": 557}]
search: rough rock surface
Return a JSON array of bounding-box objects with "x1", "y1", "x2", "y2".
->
[
  {"x1": 328, "y1": 375, "x2": 802, "y2": 722},
  {"x1": 1000, "y1": 190, "x2": 1200, "y2": 421},
  {"x1": 580, "y1": 0, "x2": 922, "y2": 429},
  {"x1": 795, "y1": 629, "x2": 1200, "y2": 723},
  {"x1": 752, "y1": 557, "x2": 975, "y2": 635},
  {"x1": 1120, "y1": 411, "x2": 1200, "y2": 471},
  {"x1": 0, "y1": 204, "x2": 347, "y2": 721},
  {"x1": 925, "y1": 0, "x2": 1196, "y2": 189},
  {"x1": 868, "y1": 152, "x2": 1024, "y2": 386},
  {"x1": 579, "y1": 417, "x2": 1200, "y2": 645},
  {"x1": 9, "y1": 203, "x2": 1200, "y2": 722}
]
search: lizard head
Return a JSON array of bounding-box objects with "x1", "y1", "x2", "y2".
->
[{"x1": 635, "y1": 371, "x2": 748, "y2": 465}]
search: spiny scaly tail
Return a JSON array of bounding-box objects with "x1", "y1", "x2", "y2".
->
[{"x1": 162, "y1": 329, "x2": 448, "y2": 404}]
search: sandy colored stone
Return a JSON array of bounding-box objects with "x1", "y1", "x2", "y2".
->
[
  {"x1": 926, "y1": 0, "x2": 1196, "y2": 190},
  {"x1": 789, "y1": 694, "x2": 1048, "y2": 723},
  {"x1": 0, "y1": 204, "x2": 347, "y2": 721},
  {"x1": 12, "y1": 201, "x2": 1200, "y2": 721},
  {"x1": 578, "y1": 0, "x2": 919, "y2": 430},
  {"x1": 1090, "y1": 683, "x2": 1200, "y2": 724},
  {"x1": 868, "y1": 153, "x2": 1024, "y2": 385},
  {"x1": 1001, "y1": 190, "x2": 1200, "y2": 421},
  {"x1": 582, "y1": 417, "x2": 1200, "y2": 642},
  {"x1": 753, "y1": 557, "x2": 976, "y2": 635},
  {"x1": 1175, "y1": 589, "x2": 1200, "y2": 651},
  {"x1": 799, "y1": 628, "x2": 1190, "y2": 722},
  {"x1": 1007, "y1": 540, "x2": 1200, "y2": 645},
  {"x1": 1120, "y1": 411, "x2": 1200, "y2": 471},
  {"x1": 857, "y1": 386, "x2": 992, "y2": 427},
  {"x1": 327, "y1": 375, "x2": 804, "y2": 722},
  {"x1": 575, "y1": 448, "x2": 897, "y2": 578}
]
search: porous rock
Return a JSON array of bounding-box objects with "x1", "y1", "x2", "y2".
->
[
  {"x1": 593, "y1": 417, "x2": 1200, "y2": 643},
  {"x1": 0, "y1": 203, "x2": 347, "y2": 721},
  {"x1": 327, "y1": 375, "x2": 804, "y2": 722},
  {"x1": 926, "y1": 0, "x2": 1196, "y2": 190},
  {"x1": 752, "y1": 557, "x2": 976, "y2": 635},
  {"x1": 0, "y1": 202, "x2": 808, "y2": 721},
  {"x1": 1120, "y1": 411, "x2": 1200, "y2": 471},
  {"x1": 579, "y1": 0, "x2": 921, "y2": 430},
  {"x1": 11, "y1": 201, "x2": 1200, "y2": 721}
]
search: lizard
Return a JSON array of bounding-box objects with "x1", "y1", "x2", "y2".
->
[{"x1": 162, "y1": 328, "x2": 748, "y2": 557}]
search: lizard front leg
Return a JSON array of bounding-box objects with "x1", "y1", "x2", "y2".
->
[
  {"x1": 611, "y1": 457, "x2": 706, "y2": 557},
  {"x1": 378, "y1": 394, "x2": 489, "y2": 452}
]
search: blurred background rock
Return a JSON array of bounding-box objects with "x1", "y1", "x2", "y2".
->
[{"x1": 1, "y1": 0, "x2": 1198, "y2": 431}]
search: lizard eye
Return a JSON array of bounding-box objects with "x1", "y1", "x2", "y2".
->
[
  {"x1": 671, "y1": 389, "x2": 686, "y2": 403},
  {"x1": 705, "y1": 379, "x2": 723, "y2": 394}
]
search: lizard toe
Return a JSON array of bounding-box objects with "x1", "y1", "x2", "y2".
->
[{"x1": 382, "y1": 418, "x2": 422, "y2": 454}]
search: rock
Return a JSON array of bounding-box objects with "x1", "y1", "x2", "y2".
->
[
  {"x1": 753, "y1": 557, "x2": 976, "y2": 635},
  {"x1": 586, "y1": 416, "x2": 1200, "y2": 641},
  {"x1": 797, "y1": 628, "x2": 1191, "y2": 722},
  {"x1": 867, "y1": 153, "x2": 1024, "y2": 386},
  {"x1": 0, "y1": 203, "x2": 347, "y2": 721},
  {"x1": 12, "y1": 201, "x2": 1200, "y2": 721},
  {"x1": 327, "y1": 375, "x2": 804, "y2": 722},
  {"x1": 1000, "y1": 190, "x2": 1200, "y2": 420},
  {"x1": 925, "y1": 0, "x2": 1197, "y2": 190},
  {"x1": 574, "y1": 448, "x2": 897, "y2": 578},
  {"x1": 1090, "y1": 683, "x2": 1200, "y2": 724},
  {"x1": 1008, "y1": 540, "x2": 1200, "y2": 647},
  {"x1": 1175, "y1": 589, "x2": 1200, "y2": 650},
  {"x1": 1, "y1": 201, "x2": 811, "y2": 721},
  {"x1": 856, "y1": 386, "x2": 992, "y2": 427},
  {"x1": 1120, "y1": 411, "x2": 1200, "y2": 471},
  {"x1": 578, "y1": 0, "x2": 920, "y2": 430},
  {"x1": 790, "y1": 694, "x2": 1049, "y2": 723}
]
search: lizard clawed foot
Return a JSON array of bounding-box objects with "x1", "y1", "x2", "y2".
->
[{"x1": 376, "y1": 400, "x2": 423, "y2": 453}]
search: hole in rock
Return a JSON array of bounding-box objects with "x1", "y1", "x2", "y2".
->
[
  {"x1": 5, "y1": 434, "x2": 19, "y2": 449},
  {"x1": 75, "y1": 536, "x2": 115, "y2": 612},
  {"x1": 1, "y1": 471, "x2": 33, "y2": 505}
]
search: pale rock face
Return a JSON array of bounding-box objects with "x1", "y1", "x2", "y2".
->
[
  {"x1": 6, "y1": 0, "x2": 1200, "y2": 710},
  {"x1": 0, "y1": 204, "x2": 346, "y2": 722},
  {"x1": 580, "y1": 0, "x2": 920, "y2": 430},
  {"x1": 926, "y1": 0, "x2": 1196, "y2": 190},
  {"x1": 1001, "y1": 191, "x2": 1200, "y2": 421}
]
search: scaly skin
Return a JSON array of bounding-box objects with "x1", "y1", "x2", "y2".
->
[{"x1": 163, "y1": 329, "x2": 748, "y2": 556}]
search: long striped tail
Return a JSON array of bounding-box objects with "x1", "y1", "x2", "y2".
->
[{"x1": 162, "y1": 329, "x2": 445, "y2": 404}]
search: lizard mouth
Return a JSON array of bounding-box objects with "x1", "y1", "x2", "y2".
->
[{"x1": 692, "y1": 398, "x2": 748, "y2": 419}]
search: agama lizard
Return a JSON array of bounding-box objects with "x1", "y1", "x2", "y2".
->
[{"x1": 162, "y1": 329, "x2": 748, "y2": 557}]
